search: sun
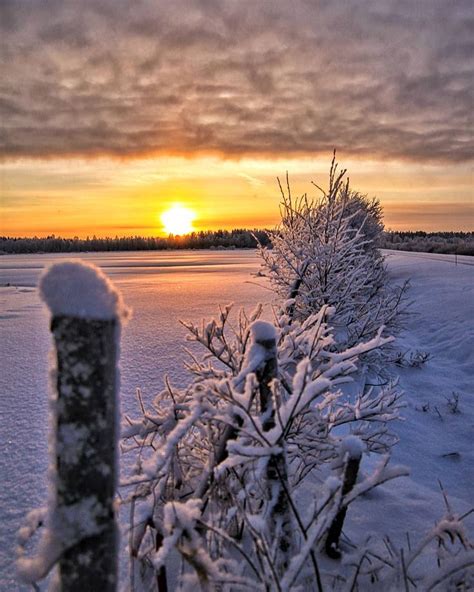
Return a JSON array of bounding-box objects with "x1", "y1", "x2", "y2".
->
[{"x1": 161, "y1": 204, "x2": 196, "y2": 236}]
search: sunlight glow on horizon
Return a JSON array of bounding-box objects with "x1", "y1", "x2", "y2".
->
[{"x1": 160, "y1": 205, "x2": 197, "y2": 236}]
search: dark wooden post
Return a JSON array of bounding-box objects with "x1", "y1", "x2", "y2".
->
[
  {"x1": 325, "y1": 437, "x2": 363, "y2": 559},
  {"x1": 255, "y1": 331, "x2": 278, "y2": 432},
  {"x1": 40, "y1": 261, "x2": 126, "y2": 591},
  {"x1": 251, "y1": 321, "x2": 294, "y2": 575}
]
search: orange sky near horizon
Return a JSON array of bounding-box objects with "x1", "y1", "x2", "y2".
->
[{"x1": 1, "y1": 154, "x2": 473, "y2": 238}]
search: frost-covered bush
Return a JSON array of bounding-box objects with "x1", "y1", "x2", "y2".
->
[
  {"x1": 122, "y1": 305, "x2": 408, "y2": 590},
  {"x1": 257, "y1": 153, "x2": 409, "y2": 354}
]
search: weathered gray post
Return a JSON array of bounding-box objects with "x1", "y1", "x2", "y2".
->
[
  {"x1": 39, "y1": 261, "x2": 127, "y2": 590},
  {"x1": 325, "y1": 436, "x2": 363, "y2": 559}
]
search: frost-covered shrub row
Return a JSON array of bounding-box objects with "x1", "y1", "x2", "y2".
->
[
  {"x1": 257, "y1": 153, "x2": 409, "y2": 356},
  {"x1": 123, "y1": 304, "x2": 474, "y2": 590},
  {"x1": 122, "y1": 305, "x2": 411, "y2": 590}
]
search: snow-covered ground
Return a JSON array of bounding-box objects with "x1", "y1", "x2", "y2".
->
[
  {"x1": 343, "y1": 251, "x2": 474, "y2": 574},
  {"x1": 0, "y1": 249, "x2": 472, "y2": 589}
]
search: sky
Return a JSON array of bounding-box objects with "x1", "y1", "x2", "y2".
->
[{"x1": 1, "y1": 0, "x2": 473, "y2": 236}]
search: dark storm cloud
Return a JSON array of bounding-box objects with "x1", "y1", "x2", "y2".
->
[{"x1": 1, "y1": 0, "x2": 473, "y2": 161}]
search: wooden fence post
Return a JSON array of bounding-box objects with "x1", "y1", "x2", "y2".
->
[
  {"x1": 254, "y1": 326, "x2": 278, "y2": 432},
  {"x1": 325, "y1": 437, "x2": 363, "y2": 559},
  {"x1": 39, "y1": 261, "x2": 127, "y2": 591},
  {"x1": 251, "y1": 321, "x2": 294, "y2": 575}
]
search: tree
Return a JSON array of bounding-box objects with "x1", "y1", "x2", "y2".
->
[{"x1": 257, "y1": 153, "x2": 408, "y2": 358}]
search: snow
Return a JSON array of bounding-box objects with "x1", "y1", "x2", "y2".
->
[
  {"x1": 39, "y1": 260, "x2": 129, "y2": 320},
  {"x1": 383, "y1": 251, "x2": 474, "y2": 502},
  {"x1": 424, "y1": 550, "x2": 474, "y2": 590},
  {"x1": 250, "y1": 320, "x2": 278, "y2": 342},
  {"x1": 17, "y1": 496, "x2": 105, "y2": 584},
  {"x1": 1, "y1": 249, "x2": 473, "y2": 589},
  {"x1": 234, "y1": 319, "x2": 278, "y2": 387},
  {"x1": 340, "y1": 435, "x2": 365, "y2": 460},
  {"x1": 151, "y1": 499, "x2": 204, "y2": 571}
]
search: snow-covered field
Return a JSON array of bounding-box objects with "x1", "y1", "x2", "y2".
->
[
  {"x1": 344, "y1": 251, "x2": 474, "y2": 569},
  {"x1": 0, "y1": 249, "x2": 473, "y2": 590}
]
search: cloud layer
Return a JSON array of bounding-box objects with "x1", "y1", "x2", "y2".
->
[{"x1": 1, "y1": 0, "x2": 473, "y2": 162}]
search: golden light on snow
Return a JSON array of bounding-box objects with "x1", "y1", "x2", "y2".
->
[{"x1": 161, "y1": 204, "x2": 196, "y2": 235}]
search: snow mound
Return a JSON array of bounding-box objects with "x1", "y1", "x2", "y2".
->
[{"x1": 39, "y1": 260, "x2": 129, "y2": 321}]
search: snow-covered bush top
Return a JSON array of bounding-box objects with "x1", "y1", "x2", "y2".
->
[{"x1": 257, "y1": 153, "x2": 409, "y2": 359}]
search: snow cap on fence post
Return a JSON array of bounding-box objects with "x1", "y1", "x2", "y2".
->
[
  {"x1": 39, "y1": 260, "x2": 129, "y2": 321},
  {"x1": 37, "y1": 260, "x2": 128, "y2": 590},
  {"x1": 250, "y1": 319, "x2": 278, "y2": 345}
]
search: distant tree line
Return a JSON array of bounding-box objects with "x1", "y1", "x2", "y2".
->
[
  {"x1": 0, "y1": 229, "x2": 270, "y2": 254},
  {"x1": 379, "y1": 230, "x2": 474, "y2": 255},
  {"x1": 0, "y1": 229, "x2": 472, "y2": 255}
]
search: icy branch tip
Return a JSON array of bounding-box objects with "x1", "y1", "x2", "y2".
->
[
  {"x1": 39, "y1": 260, "x2": 130, "y2": 321},
  {"x1": 250, "y1": 320, "x2": 277, "y2": 343}
]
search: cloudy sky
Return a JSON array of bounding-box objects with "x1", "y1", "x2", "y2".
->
[{"x1": 1, "y1": 0, "x2": 473, "y2": 235}]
